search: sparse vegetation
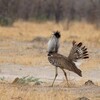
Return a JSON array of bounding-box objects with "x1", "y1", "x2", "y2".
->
[
  {"x1": 0, "y1": 82, "x2": 99, "y2": 100},
  {"x1": 12, "y1": 76, "x2": 43, "y2": 85}
]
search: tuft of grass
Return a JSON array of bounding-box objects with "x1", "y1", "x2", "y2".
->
[
  {"x1": 12, "y1": 76, "x2": 43, "y2": 85},
  {"x1": 0, "y1": 76, "x2": 5, "y2": 81},
  {"x1": 0, "y1": 76, "x2": 7, "y2": 83}
]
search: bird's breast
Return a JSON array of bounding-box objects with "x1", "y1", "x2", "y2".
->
[{"x1": 48, "y1": 56, "x2": 62, "y2": 67}]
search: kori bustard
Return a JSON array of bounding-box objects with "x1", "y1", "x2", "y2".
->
[{"x1": 47, "y1": 31, "x2": 89, "y2": 86}]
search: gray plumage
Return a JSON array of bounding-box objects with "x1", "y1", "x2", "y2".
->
[{"x1": 47, "y1": 31, "x2": 60, "y2": 54}]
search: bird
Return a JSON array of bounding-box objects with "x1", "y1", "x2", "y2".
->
[
  {"x1": 47, "y1": 31, "x2": 61, "y2": 56},
  {"x1": 48, "y1": 35, "x2": 89, "y2": 86}
]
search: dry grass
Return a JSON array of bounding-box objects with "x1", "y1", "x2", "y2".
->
[
  {"x1": 0, "y1": 84, "x2": 74, "y2": 100},
  {"x1": 0, "y1": 21, "x2": 100, "y2": 42},
  {"x1": 0, "y1": 83, "x2": 99, "y2": 100}
]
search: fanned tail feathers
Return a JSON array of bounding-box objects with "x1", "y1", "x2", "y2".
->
[{"x1": 68, "y1": 41, "x2": 89, "y2": 62}]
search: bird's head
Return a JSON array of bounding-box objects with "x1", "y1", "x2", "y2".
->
[{"x1": 53, "y1": 31, "x2": 61, "y2": 38}]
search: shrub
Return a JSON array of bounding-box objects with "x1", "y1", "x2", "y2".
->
[{"x1": 0, "y1": 16, "x2": 14, "y2": 26}]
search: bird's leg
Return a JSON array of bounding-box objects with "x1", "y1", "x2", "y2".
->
[
  {"x1": 62, "y1": 69, "x2": 69, "y2": 87},
  {"x1": 51, "y1": 67, "x2": 58, "y2": 87}
]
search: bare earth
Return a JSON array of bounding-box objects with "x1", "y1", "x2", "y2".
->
[{"x1": 0, "y1": 21, "x2": 100, "y2": 100}]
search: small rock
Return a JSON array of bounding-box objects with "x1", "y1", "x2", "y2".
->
[
  {"x1": 12, "y1": 77, "x2": 19, "y2": 84},
  {"x1": 84, "y1": 80, "x2": 95, "y2": 86}
]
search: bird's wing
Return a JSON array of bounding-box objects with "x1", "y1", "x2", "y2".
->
[
  {"x1": 48, "y1": 53, "x2": 82, "y2": 76},
  {"x1": 48, "y1": 54, "x2": 65, "y2": 66}
]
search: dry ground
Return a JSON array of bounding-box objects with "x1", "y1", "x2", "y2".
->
[
  {"x1": 0, "y1": 21, "x2": 100, "y2": 100},
  {"x1": 0, "y1": 83, "x2": 100, "y2": 100}
]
